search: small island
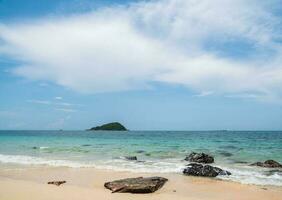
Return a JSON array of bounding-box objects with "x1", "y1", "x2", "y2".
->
[{"x1": 88, "y1": 122, "x2": 127, "y2": 131}]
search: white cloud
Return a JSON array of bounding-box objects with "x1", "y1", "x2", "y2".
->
[
  {"x1": 56, "y1": 108, "x2": 77, "y2": 113},
  {"x1": 55, "y1": 96, "x2": 63, "y2": 100},
  {"x1": 0, "y1": 0, "x2": 281, "y2": 101},
  {"x1": 39, "y1": 82, "x2": 49, "y2": 87},
  {"x1": 194, "y1": 91, "x2": 214, "y2": 97},
  {"x1": 27, "y1": 100, "x2": 51, "y2": 105},
  {"x1": 27, "y1": 99, "x2": 81, "y2": 107}
]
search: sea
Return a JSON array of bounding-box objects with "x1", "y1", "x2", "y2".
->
[{"x1": 0, "y1": 130, "x2": 281, "y2": 186}]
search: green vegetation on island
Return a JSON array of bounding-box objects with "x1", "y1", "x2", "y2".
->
[{"x1": 88, "y1": 122, "x2": 127, "y2": 131}]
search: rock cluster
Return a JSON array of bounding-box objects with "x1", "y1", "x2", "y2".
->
[
  {"x1": 183, "y1": 163, "x2": 231, "y2": 177},
  {"x1": 184, "y1": 152, "x2": 214, "y2": 164},
  {"x1": 250, "y1": 160, "x2": 282, "y2": 168}
]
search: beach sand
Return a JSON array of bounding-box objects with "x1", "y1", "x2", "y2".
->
[{"x1": 0, "y1": 167, "x2": 281, "y2": 200}]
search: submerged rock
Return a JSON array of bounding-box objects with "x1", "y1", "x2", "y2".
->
[
  {"x1": 183, "y1": 163, "x2": 231, "y2": 177},
  {"x1": 250, "y1": 160, "x2": 282, "y2": 168},
  {"x1": 233, "y1": 160, "x2": 249, "y2": 164},
  {"x1": 81, "y1": 144, "x2": 91, "y2": 147},
  {"x1": 48, "y1": 181, "x2": 66, "y2": 186},
  {"x1": 104, "y1": 177, "x2": 168, "y2": 193},
  {"x1": 219, "y1": 145, "x2": 238, "y2": 150},
  {"x1": 135, "y1": 150, "x2": 146, "y2": 154},
  {"x1": 264, "y1": 169, "x2": 282, "y2": 176},
  {"x1": 185, "y1": 152, "x2": 214, "y2": 164},
  {"x1": 124, "y1": 156, "x2": 138, "y2": 161},
  {"x1": 217, "y1": 150, "x2": 233, "y2": 157},
  {"x1": 88, "y1": 122, "x2": 127, "y2": 131}
]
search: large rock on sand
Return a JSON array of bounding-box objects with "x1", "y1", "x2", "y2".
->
[
  {"x1": 183, "y1": 163, "x2": 231, "y2": 177},
  {"x1": 104, "y1": 177, "x2": 168, "y2": 193},
  {"x1": 250, "y1": 160, "x2": 282, "y2": 168},
  {"x1": 185, "y1": 152, "x2": 214, "y2": 164}
]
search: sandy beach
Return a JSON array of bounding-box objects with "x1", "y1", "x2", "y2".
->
[
  {"x1": 0, "y1": 166, "x2": 281, "y2": 200},
  {"x1": 1, "y1": 0, "x2": 282, "y2": 199}
]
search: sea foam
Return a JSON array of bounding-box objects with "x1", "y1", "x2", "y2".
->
[{"x1": 0, "y1": 154, "x2": 281, "y2": 186}]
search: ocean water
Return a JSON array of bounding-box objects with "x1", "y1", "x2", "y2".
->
[{"x1": 0, "y1": 130, "x2": 281, "y2": 186}]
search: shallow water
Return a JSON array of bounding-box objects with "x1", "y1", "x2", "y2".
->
[{"x1": 0, "y1": 130, "x2": 281, "y2": 186}]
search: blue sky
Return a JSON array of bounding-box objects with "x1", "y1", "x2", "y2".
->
[{"x1": 0, "y1": 0, "x2": 282, "y2": 130}]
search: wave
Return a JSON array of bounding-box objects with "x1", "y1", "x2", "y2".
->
[
  {"x1": 0, "y1": 154, "x2": 281, "y2": 186},
  {"x1": 32, "y1": 146, "x2": 90, "y2": 153},
  {"x1": 0, "y1": 154, "x2": 92, "y2": 168},
  {"x1": 39, "y1": 146, "x2": 49, "y2": 150},
  {"x1": 216, "y1": 165, "x2": 282, "y2": 186}
]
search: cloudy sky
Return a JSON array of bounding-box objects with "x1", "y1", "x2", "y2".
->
[{"x1": 0, "y1": 0, "x2": 282, "y2": 130}]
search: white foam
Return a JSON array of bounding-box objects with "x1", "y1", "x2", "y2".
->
[
  {"x1": 0, "y1": 154, "x2": 93, "y2": 168},
  {"x1": 216, "y1": 165, "x2": 282, "y2": 186},
  {"x1": 95, "y1": 158, "x2": 184, "y2": 173},
  {"x1": 39, "y1": 147, "x2": 49, "y2": 150},
  {"x1": 0, "y1": 154, "x2": 281, "y2": 186}
]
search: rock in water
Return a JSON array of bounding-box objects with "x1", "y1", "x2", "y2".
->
[
  {"x1": 183, "y1": 163, "x2": 231, "y2": 177},
  {"x1": 48, "y1": 181, "x2": 66, "y2": 186},
  {"x1": 185, "y1": 152, "x2": 214, "y2": 164},
  {"x1": 217, "y1": 150, "x2": 233, "y2": 157},
  {"x1": 213, "y1": 166, "x2": 232, "y2": 176},
  {"x1": 135, "y1": 150, "x2": 146, "y2": 154},
  {"x1": 104, "y1": 177, "x2": 168, "y2": 193},
  {"x1": 183, "y1": 163, "x2": 217, "y2": 177},
  {"x1": 124, "y1": 156, "x2": 137, "y2": 161},
  {"x1": 88, "y1": 122, "x2": 127, "y2": 131},
  {"x1": 250, "y1": 160, "x2": 282, "y2": 168}
]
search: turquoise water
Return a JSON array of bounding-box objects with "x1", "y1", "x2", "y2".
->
[{"x1": 0, "y1": 130, "x2": 281, "y2": 186}]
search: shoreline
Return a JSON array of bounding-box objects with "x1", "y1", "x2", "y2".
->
[
  {"x1": 0, "y1": 166, "x2": 281, "y2": 200},
  {"x1": 1, "y1": 130, "x2": 281, "y2": 187}
]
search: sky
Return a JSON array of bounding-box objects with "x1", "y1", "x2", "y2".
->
[{"x1": 0, "y1": 0, "x2": 282, "y2": 130}]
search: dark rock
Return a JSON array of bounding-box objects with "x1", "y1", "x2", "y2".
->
[
  {"x1": 32, "y1": 146, "x2": 38, "y2": 149},
  {"x1": 213, "y1": 167, "x2": 232, "y2": 176},
  {"x1": 219, "y1": 145, "x2": 238, "y2": 150},
  {"x1": 250, "y1": 160, "x2": 282, "y2": 168},
  {"x1": 221, "y1": 152, "x2": 233, "y2": 157},
  {"x1": 48, "y1": 181, "x2": 66, "y2": 186},
  {"x1": 88, "y1": 122, "x2": 127, "y2": 131},
  {"x1": 135, "y1": 150, "x2": 146, "y2": 154},
  {"x1": 233, "y1": 160, "x2": 249, "y2": 164},
  {"x1": 183, "y1": 163, "x2": 231, "y2": 177},
  {"x1": 185, "y1": 152, "x2": 214, "y2": 163},
  {"x1": 81, "y1": 144, "x2": 91, "y2": 147},
  {"x1": 264, "y1": 169, "x2": 282, "y2": 176},
  {"x1": 217, "y1": 150, "x2": 233, "y2": 157},
  {"x1": 124, "y1": 156, "x2": 137, "y2": 161},
  {"x1": 183, "y1": 163, "x2": 217, "y2": 177},
  {"x1": 104, "y1": 177, "x2": 168, "y2": 193}
]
